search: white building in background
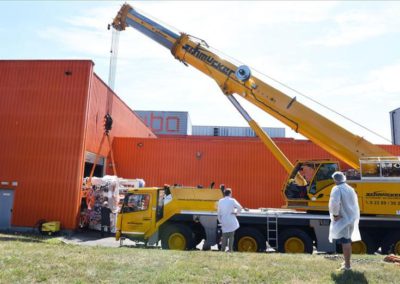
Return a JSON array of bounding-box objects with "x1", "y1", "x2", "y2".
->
[
  {"x1": 136, "y1": 110, "x2": 286, "y2": 138},
  {"x1": 390, "y1": 107, "x2": 400, "y2": 145},
  {"x1": 192, "y1": 125, "x2": 285, "y2": 138},
  {"x1": 136, "y1": 111, "x2": 192, "y2": 135}
]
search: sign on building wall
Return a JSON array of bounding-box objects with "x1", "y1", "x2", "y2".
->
[{"x1": 136, "y1": 111, "x2": 192, "y2": 135}]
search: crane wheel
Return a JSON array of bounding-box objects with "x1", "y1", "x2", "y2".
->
[
  {"x1": 382, "y1": 232, "x2": 400, "y2": 255},
  {"x1": 161, "y1": 224, "x2": 195, "y2": 250},
  {"x1": 278, "y1": 228, "x2": 313, "y2": 254},
  {"x1": 350, "y1": 241, "x2": 368, "y2": 254},
  {"x1": 234, "y1": 227, "x2": 266, "y2": 252},
  {"x1": 353, "y1": 232, "x2": 378, "y2": 254}
]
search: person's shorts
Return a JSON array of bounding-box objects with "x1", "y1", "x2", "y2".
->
[{"x1": 335, "y1": 237, "x2": 351, "y2": 244}]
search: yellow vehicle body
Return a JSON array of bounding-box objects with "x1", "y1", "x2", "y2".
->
[
  {"x1": 116, "y1": 187, "x2": 222, "y2": 242},
  {"x1": 287, "y1": 175, "x2": 400, "y2": 215},
  {"x1": 40, "y1": 221, "x2": 61, "y2": 235}
]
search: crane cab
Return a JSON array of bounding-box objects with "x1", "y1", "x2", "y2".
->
[
  {"x1": 284, "y1": 157, "x2": 400, "y2": 215},
  {"x1": 283, "y1": 160, "x2": 339, "y2": 211}
]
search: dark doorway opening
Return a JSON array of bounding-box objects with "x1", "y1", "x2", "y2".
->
[
  {"x1": 84, "y1": 163, "x2": 104, "y2": 178},
  {"x1": 84, "y1": 152, "x2": 105, "y2": 178}
]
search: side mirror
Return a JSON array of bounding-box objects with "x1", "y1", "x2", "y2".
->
[{"x1": 317, "y1": 193, "x2": 324, "y2": 199}]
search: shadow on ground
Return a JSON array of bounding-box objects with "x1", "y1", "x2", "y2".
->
[
  {"x1": 331, "y1": 270, "x2": 368, "y2": 284},
  {"x1": 0, "y1": 236, "x2": 45, "y2": 243},
  {"x1": 1, "y1": 230, "x2": 198, "y2": 250},
  {"x1": 60, "y1": 230, "x2": 136, "y2": 247},
  {"x1": 0, "y1": 233, "x2": 54, "y2": 244}
]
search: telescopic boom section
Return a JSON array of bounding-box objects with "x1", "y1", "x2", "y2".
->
[
  {"x1": 112, "y1": 4, "x2": 390, "y2": 170},
  {"x1": 112, "y1": 4, "x2": 179, "y2": 49}
]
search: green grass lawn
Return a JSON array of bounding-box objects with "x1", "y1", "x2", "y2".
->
[{"x1": 0, "y1": 233, "x2": 398, "y2": 284}]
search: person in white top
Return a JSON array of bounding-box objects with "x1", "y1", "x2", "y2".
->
[
  {"x1": 329, "y1": 171, "x2": 361, "y2": 271},
  {"x1": 218, "y1": 188, "x2": 243, "y2": 252}
]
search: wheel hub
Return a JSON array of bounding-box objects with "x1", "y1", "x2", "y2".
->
[
  {"x1": 284, "y1": 237, "x2": 305, "y2": 253},
  {"x1": 352, "y1": 241, "x2": 367, "y2": 254},
  {"x1": 238, "y1": 237, "x2": 257, "y2": 252},
  {"x1": 168, "y1": 233, "x2": 186, "y2": 250}
]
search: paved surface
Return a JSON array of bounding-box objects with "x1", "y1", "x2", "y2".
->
[
  {"x1": 59, "y1": 230, "x2": 139, "y2": 248},
  {"x1": 59, "y1": 230, "x2": 214, "y2": 250}
]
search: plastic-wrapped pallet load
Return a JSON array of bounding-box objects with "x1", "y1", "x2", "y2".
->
[{"x1": 80, "y1": 176, "x2": 145, "y2": 233}]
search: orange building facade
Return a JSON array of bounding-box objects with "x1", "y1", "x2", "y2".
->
[
  {"x1": 0, "y1": 60, "x2": 155, "y2": 230},
  {"x1": 1, "y1": 60, "x2": 399, "y2": 230}
]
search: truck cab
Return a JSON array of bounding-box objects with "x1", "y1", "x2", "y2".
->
[
  {"x1": 116, "y1": 187, "x2": 160, "y2": 242},
  {"x1": 116, "y1": 186, "x2": 222, "y2": 249}
]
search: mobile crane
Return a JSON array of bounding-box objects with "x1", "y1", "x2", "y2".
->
[{"x1": 111, "y1": 4, "x2": 400, "y2": 254}]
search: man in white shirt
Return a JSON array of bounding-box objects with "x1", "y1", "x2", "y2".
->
[
  {"x1": 218, "y1": 188, "x2": 243, "y2": 252},
  {"x1": 329, "y1": 171, "x2": 361, "y2": 271}
]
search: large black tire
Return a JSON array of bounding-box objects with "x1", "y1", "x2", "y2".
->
[
  {"x1": 381, "y1": 231, "x2": 400, "y2": 255},
  {"x1": 193, "y1": 227, "x2": 205, "y2": 249},
  {"x1": 278, "y1": 228, "x2": 313, "y2": 254},
  {"x1": 160, "y1": 224, "x2": 195, "y2": 250},
  {"x1": 233, "y1": 227, "x2": 266, "y2": 252}
]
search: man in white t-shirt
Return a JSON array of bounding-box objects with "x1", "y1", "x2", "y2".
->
[{"x1": 218, "y1": 188, "x2": 243, "y2": 252}]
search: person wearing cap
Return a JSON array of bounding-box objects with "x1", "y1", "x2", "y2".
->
[
  {"x1": 163, "y1": 184, "x2": 173, "y2": 205},
  {"x1": 329, "y1": 171, "x2": 361, "y2": 271},
  {"x1": 218, "y1": 188, "x2": 243, "y2": 252}
]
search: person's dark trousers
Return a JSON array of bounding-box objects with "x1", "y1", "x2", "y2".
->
[
  {"x1": 100, "y1": 207, "x2": 111, "y2": 237},
  {"x1": 101, "y1": 224, "x2": 110, "y2": 237}
]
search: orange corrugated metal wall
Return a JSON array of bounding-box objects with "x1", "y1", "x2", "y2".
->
[
  {"x1": 0, "y1": 60, "x2": 93, "y2": 229},
  {"x1": 2, "y1": 59, "x2": 398, "y2": 228},
  {"x1": 84, "y1": 75, "x2": 156, "y2": 158},
  {"x1": 0, "y1": 60, "x2": 156, "y2": 230},
  {"x1": 109, "y1": 137, "x2": 400, "y2": 209}
]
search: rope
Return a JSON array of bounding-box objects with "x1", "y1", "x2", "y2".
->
[
  {"x1": 88, "y1": 134, "x2": 106, "y2": 183},
  {"x1": 324, "y1": 254, "x2": 381, "y2": 264},
  {"x1": 108, "y1": 28, "x2": 120, "y2": 92},
  {"x1": 88, "y1": 114, "x2": 117, "y2": 183},
  {"x1": 107, "y1": 134, "x2": 117, "y2": 176},
  {"x1": 384, "y1": 254, "x2": 400, "y2": 266},
  {"x1": 323, "y1": 254, "x2": 394, "y2": 264}
]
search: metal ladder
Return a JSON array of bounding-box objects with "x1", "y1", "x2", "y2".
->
[{"x1": 266, "y1": 214, "x2": 278, "y2": 251}]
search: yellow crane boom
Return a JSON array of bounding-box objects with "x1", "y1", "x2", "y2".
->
[{"x1": 112, "y1": 4, "x2": 389, "y2": 171}]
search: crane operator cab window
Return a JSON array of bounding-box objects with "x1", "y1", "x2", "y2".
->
[
  {"x1": 285, "y1": 162, "x2": 338, "y2": 199},
  {"x1": 360, "y1": 158, "x2": 400, "y2": 179},
  {"x1": 285, "y1": 163, "x2": 314, "y2": 199},
  {"x1": 156, "y1": 188, "x2": 165, "y2": 221},
  {"x1": 309, "y1": 163, "x2": 338, "y2": 195},
  {"x1": 122, "y1": 194, "x2": 150, "y2": 213}
]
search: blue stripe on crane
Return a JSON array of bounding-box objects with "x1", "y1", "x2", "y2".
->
[{"x1": 126, "y1": 9, "x2": 179, "y2": 50}]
